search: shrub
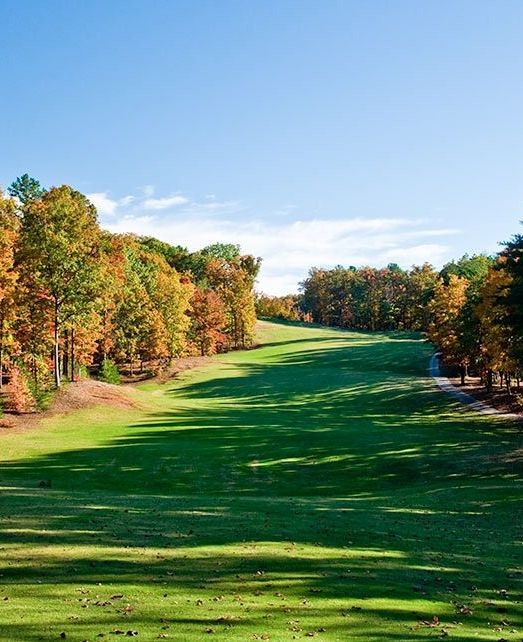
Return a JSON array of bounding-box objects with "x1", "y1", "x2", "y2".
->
[
  {"x1": 6, "y1": 365, "x2": 35, "y2": 413},
  {"x1": 99, "y1": 358, "x2": 121, "y2": 385},
  {"x1": 77, "y1": 364, "x2": 89, "y2": 380},
  {"x1": 25, "y1": 359, "x2": 54, "y2": 410}
]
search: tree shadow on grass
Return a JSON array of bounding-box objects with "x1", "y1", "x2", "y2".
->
[
  {"x1": 0, "y1": 486, "x2": 520, "y2": 641},
  {"x1": 0, "y1": 333, "x2": 521, "y2": 640}
]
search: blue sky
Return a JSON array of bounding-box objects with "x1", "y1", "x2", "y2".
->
[{"x1": 1, "y1": 0, "x2": 522, "y2": 293}]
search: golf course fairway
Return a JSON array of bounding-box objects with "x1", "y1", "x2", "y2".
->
[{"x1": 0, "y1": 321, "x2": 521, "y2": 641}]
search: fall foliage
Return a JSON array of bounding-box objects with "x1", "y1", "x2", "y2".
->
[
  {"x1": 1, "y1": 173, "x2": 521, "y2": 410},
  {"x1": 0, "y1": 176, "x2": 260, "y2": 411}
]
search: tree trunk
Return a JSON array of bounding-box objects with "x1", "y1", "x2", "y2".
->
[
  {"x1": 0, "y1": 317, "x2": 4, "y2": 391},
  {"x1": 71, "y1": 328, "x2": 75, "y2": 382},
  {"x1": 63, "y1": 329, "x2": 69, "y2": 380},
  {"x1": 460, "y1": 364, "x2": 466, "y2": 386},
  {"x1": 54, "y1": 300, "x2": 61, "y2": 388},
  {"x1": 486, "y1": 369, "x2": 493, "y2": 393}
]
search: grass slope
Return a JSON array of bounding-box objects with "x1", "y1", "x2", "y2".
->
[{"x1": 0, "y1": 321, "x2": 521, "y2": 641}]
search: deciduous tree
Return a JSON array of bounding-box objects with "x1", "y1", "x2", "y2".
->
[{"x1": 18, "y1": 186, "x2": 102, "y2": 386}]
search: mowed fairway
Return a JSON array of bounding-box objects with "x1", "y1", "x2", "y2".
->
[{"x1": 0, "y1": 321, "x2": 521, "y2": 641}]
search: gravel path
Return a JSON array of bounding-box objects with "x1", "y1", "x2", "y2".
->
[{"x1": 429, "y1": 353, "x2": 521, "y2": 421}]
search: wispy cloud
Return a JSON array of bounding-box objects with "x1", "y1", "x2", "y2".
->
[
  {"x1": 87, "y1": 192, "x2": 135, "y2": 216},
  {"x1": 87, "y1": 189, "x2": 240, "y2": 218},
  {"x1": 143, "y1": 195, "x2": 189, "y2": 210},
  {"x1": 100, "y1": 196, "x2": 458, "y2": 294},
  {"x1": 119, "y1": 195, "x2": 135, "y2": 207}
]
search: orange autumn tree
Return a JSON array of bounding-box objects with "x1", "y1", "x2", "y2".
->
[
  {"x1": 0, "y1": 193, "x2": 19, "y2": 389},
  {"x1": 188, "y1": 288, "x2": 227, "y2": 356},
  {"x1": 6, "y1": 364, "x2": 35, "y2": 414}
]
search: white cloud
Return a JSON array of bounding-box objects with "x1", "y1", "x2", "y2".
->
[
  {"x1": 143, "y1": 195, "x2": 189, "y2": 210},
  {"x1": 88, "y1": 187, "x2": 241, "y2": 220},
  {"x1": 89, "y1": 187, "x2": 460, "y2": 295},
  {"x1": 103, "y1": 208, "x2": 457, "y2": 295},
  {"x1": 119, "y1": 195, "x2": 135, "y2": 207},
  {"x1": 87, "y1": 192, "x2": 135, "y2": 216},
  {"x1": 186, "y1": 199, "x2": 241, "y2": 214},
  {"x1": 87, "y1": 192, "x2": 119, "y2": 216}
]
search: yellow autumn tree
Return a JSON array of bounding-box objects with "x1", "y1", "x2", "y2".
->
[
  {"x1": 476, "y1": 263, "x2": 514, "y2": 391},
  {"x1": 427, "y1": 274, "x2": 470, "y2": 383}
]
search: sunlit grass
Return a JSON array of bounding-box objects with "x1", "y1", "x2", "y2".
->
[{"x1": 0, "y1": 321, "x2": 521, "y2": 641}]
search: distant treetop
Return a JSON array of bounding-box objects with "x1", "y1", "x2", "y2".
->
[{"x1": 8, "y1": 174, "x2": 46, "y2": 205}]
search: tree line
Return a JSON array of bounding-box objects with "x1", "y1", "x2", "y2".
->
[
  {"x1": 256, "y1": 228, "x2": 523, "y2": 394},
  {"x1": 0, "y1": 175, "x2": 260, "y2": 411}
]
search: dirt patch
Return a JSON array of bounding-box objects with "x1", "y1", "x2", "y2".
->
[
  {"x1": 448, "y1": 376, "x2": 523, "y2": 418},
  {"x1": 53, "y1": 379, "x2": 139, "y2": 412},
  {"x1": 0, "y1": 379, "x2": 139, "y2": 434},
  {"x1": 154, "y1": 356, "x2": 210, "y2": 384},
  {"x1": 0, "y1": 355, "x2": 213, "y2": 435}
]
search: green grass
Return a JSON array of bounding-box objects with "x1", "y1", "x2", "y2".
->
[{"x1": 0, "y1": 321, "x2": 521, "y2": 641}]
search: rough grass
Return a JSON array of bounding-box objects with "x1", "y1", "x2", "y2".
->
[{"x1": 0, "y1": 321, "x2": 521, "y2": 641}]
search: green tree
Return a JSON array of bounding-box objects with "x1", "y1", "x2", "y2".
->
[
  {"x1": 497, "y1": 226, "x2": 523, "y2": 369},
  {"x1": 202, "y1": 243, "x2": 241, "y2": 261},
  {"x1": 440, "y1": 253, "x2": 493, "y2": 284},
  {"x1": 8, "y1": 174, "x2": 46, "y2": 205}
]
